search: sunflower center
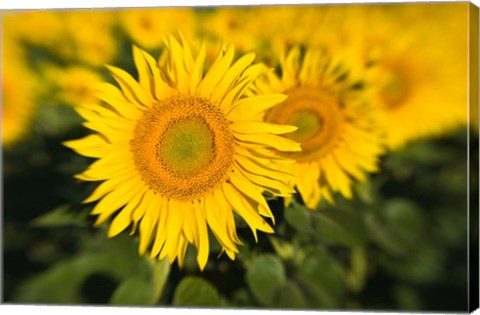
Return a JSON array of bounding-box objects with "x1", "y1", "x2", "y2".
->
[
  {"x1": 379, "y1": 63, "x2": 411, "y2": 110},
  {"x1": 288, "y1": 110, "x2": 323, "y2": 142},
  {"x1": 265, "y1": 87, "x2": 343, "y2": 162},
  {"x1": 131, "y1": 95, "x2": 235, "y2": 201},
  {"x1": 158, "y1": 117, "x2": 215, "y2": 177},
  {"x1": 380, "y1": 73, "x2": 408, "y2": 109}
]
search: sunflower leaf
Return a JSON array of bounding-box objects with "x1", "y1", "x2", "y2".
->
[
  {"x1": 275, "y1": 280, "x2": 308, "y2": 309},
  {"x1": 110, "y1": 277, "x2": 152, "y2": 305},
  {"x1": 30, "y1": 204, "x2": 89, "y2": 227},
  {"x1": 284, "y1": 202, "x2": 312, "y2": 234},
  {"x1": 310, "y1": 206, "x2": 367, "y2": 247},
  {"x1": 172, "y1": 276, "x2": 221, "y2": 307},
  {"x1": 246, "y1": 254, "x2": 286, "y2": 306},
  {"x1": 296, "y1": 248, "x2": 345, "y2": 308}
]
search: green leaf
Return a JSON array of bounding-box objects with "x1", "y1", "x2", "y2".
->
[
  {"x1": 297, "y1": 248, "x2": 345, "y2": 308},
  {"x1": 285, "y1": 202, "x2": 312, "y2": 233},
  {"x1": 173, "y1": 276, "x2": 221, "y2": 307},
  {"x1": 393, "y1": 285, "x2": 423, "y2": 310},
  {"x1": 13, "y1": 235, "x2": 151, "y2": 304},
  {"x1": 30, "y1": 204, "x2": 89, "y2": 227},
  {"x1": 367, "y1": 199, "x2": 425, "y2": 257},
  {"x1": 275, "y1": 280, "x2": 308, "y2": 309},
  {"x1": 110, "y1": 277, "x2": 152, "y2": 306},
  {"x1": 246, "y1": 254, "x2": 286, "y2": 306},
  {"x1": 15, "y1": 254, "x2": 124, "y2": 303},
  {"x1": 310, "y1": 207, "x2": 366, "y2": 247},
  {"x1": 230, "y1": 289, "x2": 254, "y2": 307},
  {"x1": 383, "y1": 199, "x2": 425, "y2": 245}
]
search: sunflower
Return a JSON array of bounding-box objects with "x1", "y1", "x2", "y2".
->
[
  {"x1": 62, "y1": 10, "x2": 117, "y2": 66},
  {"x1": 64, "y1": 36, "x2": 300, "y2": 270},
  {"x1": 252, "y1": 47, "x2": 385, "y2": 209},
  {"x1": 118, "y1": 8, "x2": 196, "y2": 50},
  {"x1": 344, "y1": 3, "x2": 468, "y2": 149},
  {"x1": 2, "y1": 38, "x2": 38, "y2": 146},
  {"x1": 42, "y1": 64, "x2": 104, "y2": 106}
]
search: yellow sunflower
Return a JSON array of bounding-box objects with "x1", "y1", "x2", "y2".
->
[
  {"x1": 252, "y1": 47, "x2": 385, "y2": 209},
  {"x1": 2, "y1": 38, "x2": 39, "y2": 146},
  {"x1": 344, "y1": 3, "x2": 469, "y2": 149},
  {"x1": 118, "y1": 8, "x2": 196, "y2": 50},
  {"x1": 42, "y1": 64, "x2": 104, "y2": 106},
  {"x1": 64, "y1": 36, "x2": 300, "y2": 270}
]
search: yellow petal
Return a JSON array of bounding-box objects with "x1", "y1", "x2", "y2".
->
[
  {"x1": 227, "y1": 94, "x2": 287, "y2": 121},
  {"x1": 230, "y1": 121, "x2": 297, "y2": 135},
  {"x1": 92, "y1": 182, "x2": 144, "y2": 225},
  {"x1": 106, "y1": 65, "x2": 153, "y2": 108},
  {"x1": 235, "y1": 132, "x2": 301, "y2": 152},
  {"x1": 150, "y1": 198, "x2": 168, "y2": 258},
  {"x1": 193, "y1": 201, "x2": 209, "y2": 271},
  {"x1": 133, "y1": 45, "x2": 154, "y2": 99},
  {"x1": 321, "y1": 155, "x2": 353, "y2": 198},
  {"x1": 222, "y1": 183, "x2": 274, "y2": 242},
  {"x1": 83, "y1": 172, "x2": 136, "y2": 204},
  {"x1": 189, "y1": 40, "x2": 206, "y2": 93},
  {"x1": 176, "y1": 235, "x2": 189, "y2": 269},
  {"x1": 108, "y1": 190, "x2": 146, "y2": 237},
  {"x1": 198, "y1": 44, "x2": 235, "y2": 98},
  {"x1": 140, "y1": 50, "x2": 175, "y2": 100},
  {"x1": 220, "y1": 63, "x2": 267, "y2": 111},
  {"x1": 213, "y1": 189, "x2": 242, "y2": 245},
  {"x1": 162, "y1": 199, "x2": 185, "y2": 263},
  {"x1": 235, "y1": 164, "x2": 294, "y2": 197},
  {"x1": 165, "y1": 36, "x2": 190, "y2": 93},
  {"x1": 183, "y1": 205, "x2": 197, "y2": 244},
  {"x1": 138, "y1": 191, "x2": 162, "y2": 255},
  {"x1": 63, "y1": 134, "x2": 108, "y2": 158},
  {"x1": 204, "y1": 193, "x2": 238, "y2": 253},
  {"x1": 234, "y1": 154, "x2": 295, "y2": 183},
  {"x1": 211, "y1": 53, "x2": 256, "y2": 103},
  {"x1": 229, "y1": 168, "x2": 273, "y2": 221}
]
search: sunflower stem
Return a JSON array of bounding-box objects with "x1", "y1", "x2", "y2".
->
[{"x1": 151, "y1": 258, "x2": 171, "y2": 304}]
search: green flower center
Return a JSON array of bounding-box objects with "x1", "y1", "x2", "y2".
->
[
  {"x1": 381, "y1": 71, "x2": 409, "y2": 109},
  {"x1": 158, "y1": 117, "x2": 215, "y2": 177},
  {"x1": 288, "y1": 109, "x2": 323, "y2": 143}
]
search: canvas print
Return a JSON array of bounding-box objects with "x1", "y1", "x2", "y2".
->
[{"x1": 1, "y1": 2, "x2": 479, "y2": 312}]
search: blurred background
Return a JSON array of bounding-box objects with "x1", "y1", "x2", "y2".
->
[{"x1": 2, "y1": 3, "x2": 478, "y2": 311}]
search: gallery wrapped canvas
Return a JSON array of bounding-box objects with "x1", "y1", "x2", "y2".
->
[{"x1": 1, "y1": 1, "x2": 479, "y2": 312}]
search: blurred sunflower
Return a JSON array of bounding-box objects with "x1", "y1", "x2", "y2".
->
[
  {"x1": 253, "y1": 47, "x2": 385, "y2": 209},
  {"x1": 62, "y1": 10, "x2": 118, "y2": 66},
  {"x1": 2, "y1": 10, "x2": 64, "y2": 48},
  {"x1": 64, "y1": 36, "x2": 300, "y2": 270},
  {"x1": 2, "y1": 38, "x2": 39, "y2": 146},
  {"x1": 118, "y1": 8, "x2": 196, "y2": 50},
  {"x1": 42, "y1": 64, "x2": 104, "y2": 106},
  {"x1": 345, "y1": 3, "x2": 468, "y2": 149},
  {"x1": 200, "y1": 7, "x2": 259, "y2": 56}
]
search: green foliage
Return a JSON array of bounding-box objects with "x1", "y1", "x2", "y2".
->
[
  {"x1": 246, "y1": 254, "x2": 286, "y2": 307},
  {"x1": 30, "y1": 204, "x2": 90, "y2": 228},
  {"x1": 172, "y1": 276, "x2": 221, "y2": 307},
  {"x1": 13, "y1": 234, "x2": 152, "y2": 304},
  {"x1": 275, "y1": 280, "x2": 308, "y2": 308},
  {"x1": 297, "y1": 248, "x2": 346, "y2": 308},
  {"x1": 110, "y1": 277, "x2": 152, "y2": 305}
]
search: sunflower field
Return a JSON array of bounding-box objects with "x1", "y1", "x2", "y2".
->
[{"x1": 2, "y1": 2, "x2": 479, "y2": 312}]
